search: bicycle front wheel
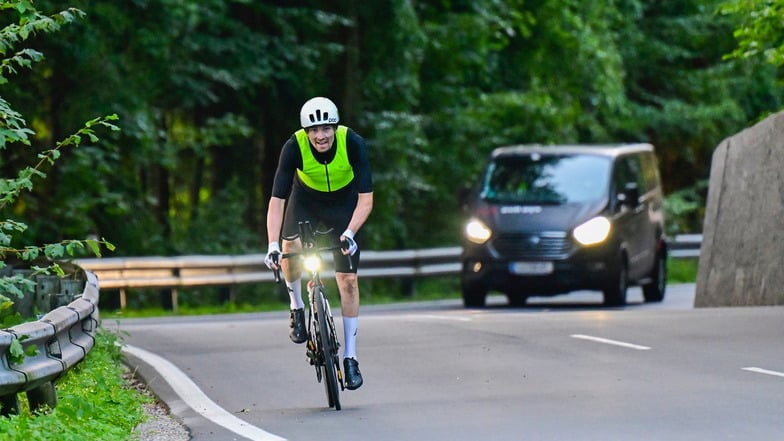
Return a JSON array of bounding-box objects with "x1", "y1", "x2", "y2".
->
[{"x1": 316, "y1": 287, "x2": 341, "y2": 410}]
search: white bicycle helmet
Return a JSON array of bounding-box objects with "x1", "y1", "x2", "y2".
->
[{"x1": 300, "y1": 97, "x2": 339, "y2": 128}]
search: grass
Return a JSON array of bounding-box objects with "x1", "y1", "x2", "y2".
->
[
  {"x1": 0, "y1": 331, "x2": 149, "y2": 441},
  {"x1": 667, "y1": 257, "x2": 699, "y2": 284}
]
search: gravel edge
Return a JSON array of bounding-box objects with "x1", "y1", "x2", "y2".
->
[{"x1": 125, "y1": 370, "x2": 191, "y2": 441}]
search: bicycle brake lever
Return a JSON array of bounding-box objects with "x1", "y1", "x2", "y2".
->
[
  {"x1": 272, "y1": 253, "x2": 281, "y2": 283},
  {"x1": 340, "y1": 240, "x2": 354, "y2": 271}
]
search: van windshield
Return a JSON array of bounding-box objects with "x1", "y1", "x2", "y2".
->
[{"x1": 480, "y1": 153, "x2": 611, "y2": 204}]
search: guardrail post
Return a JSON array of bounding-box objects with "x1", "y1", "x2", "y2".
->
[
  {"x1": 9, "y1": 269, "x2": 34, "y2": 318},
  {"x1": 26, "y1": 381, "x2": 57, "y2": 413},
  {"x1": 35, "y1": 275, "x2": 60, "y2": 314},
  {"x1": 57, "y1": 279, "x2": 84, "y2": 309},
  {"x1": 8, "y1": 321, "x2": 64, "y2": 413},
  {"x1": 159, "y1": 288, "x2": 178, "y2": 312}
]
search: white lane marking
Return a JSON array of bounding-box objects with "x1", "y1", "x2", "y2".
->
[
  {"x1": 402, "y1": 314, "x2": 472, "y2": 322},
  {"x1": 571, "y1": 334, "x2": 651, "y2": 351},
  {"x1": 122, "y1": 344, "x2": 286, "y2": 441},
  {"x1": 363, "y1": 313, "x2": 471, "y2": 322},
  {"x1": 742, "y1": 367, "x2": 784, "y2": 378}
]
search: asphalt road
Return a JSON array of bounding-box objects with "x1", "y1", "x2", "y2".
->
[{"x1": 110, "y1": 285, "x2": 784, "y2": 441}]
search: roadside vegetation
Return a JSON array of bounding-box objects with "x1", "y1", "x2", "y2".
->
[
  {"x1": 0, "y1": 331, "x2": 148, "y2": 441},
  {"x1": 0, "y1": 3, "x2": 143, "y2": 441}
]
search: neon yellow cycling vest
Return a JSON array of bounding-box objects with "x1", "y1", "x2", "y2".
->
[{"x1": 295, "y1": 125, "x2": 354, "y2": 192}]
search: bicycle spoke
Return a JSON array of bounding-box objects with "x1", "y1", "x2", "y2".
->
[{"x1": 316, "y1": 287, "x2": 341, "y2": 410}]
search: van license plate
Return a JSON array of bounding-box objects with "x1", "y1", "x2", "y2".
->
[{"x1": 509, "y1": 261, "x2": 553, "y2": 275}]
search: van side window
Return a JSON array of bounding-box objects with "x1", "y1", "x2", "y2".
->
[
  {"x1": 640, "y1": 152, "x2": 660, "y2": 192},
  {"x1": 612, "y1": 158, "x2": 633, "y2": 197},
  {"x1": 613, "y1": 155, "x2": 651, "y2": 195},
  {"x1": 628, "y1": 155, "x2": 648, "y2": 193}
]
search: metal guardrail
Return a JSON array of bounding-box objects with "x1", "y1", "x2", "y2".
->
[
  {"x1": 0, "y1": 270, "x2": 100, "y2": 415},
  {"x1": 667, "y1": 234, "x2": 702, "y2": 258},
  {"x1": 75, "y1": 235, "x2": 701, "y2": 311}
]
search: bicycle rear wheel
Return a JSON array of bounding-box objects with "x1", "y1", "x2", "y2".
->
[{"x1": 316, "y1": 287, "x2": 341, "y2": 410}]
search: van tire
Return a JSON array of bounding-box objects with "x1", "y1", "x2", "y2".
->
[
  {"x1": 603, "y1": 257, "x2": 628, "y2": 306},
  {"x1": 462, "y1": 281, "x2": 487, "y2": 308},
  {"x1": 642, "y1": 250, "x2": 666, "y2": 302}
]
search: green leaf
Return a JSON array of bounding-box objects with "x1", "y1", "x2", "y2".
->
[
  {"x1": 86, "y1": 239, "x2": 101, "y2": 257},
  {"x1": 9, "y1": 339, "x2": 24, "y2": 364},
  {"x1": 65, "y1": 240, "x2": 83, "y2": 255},
  {"x1": 21, "y1": 246, "x2": 38, "y2": 260},
  {"x1": 25, "y1": 344, "x2": 37, "y2": 357},
  {"x1": 44, "y1": 243, "x2": 65, "y2": 258}
]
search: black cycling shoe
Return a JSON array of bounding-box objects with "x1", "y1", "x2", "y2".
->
[
  {"x1": 289, "y1": 308, "x2": 307, "y2": 344},
  {"x1": 343, "y1": 358, "x2": 363, "y2": 390}
]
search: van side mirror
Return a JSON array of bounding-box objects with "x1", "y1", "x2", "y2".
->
[{"x1": 618, "y1": 182, "x2": 640, "y2": 207}]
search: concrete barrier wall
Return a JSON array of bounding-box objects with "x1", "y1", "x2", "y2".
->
[{"x1": 695, "y1": 111, "x2": 784, "y2": 307}]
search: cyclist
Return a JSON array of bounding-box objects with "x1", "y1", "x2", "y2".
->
[{"x1": 264, "y1": 96, "x2": 373, "y2": 390}]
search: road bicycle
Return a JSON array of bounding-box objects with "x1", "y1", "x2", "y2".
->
[{"x1": 272, "y1": 221, "x2": 348, "y2": 410}]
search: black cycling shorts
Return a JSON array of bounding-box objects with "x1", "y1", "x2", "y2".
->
[{"x1": 282, "y1": 184, "x2": 360, "y2": 274}]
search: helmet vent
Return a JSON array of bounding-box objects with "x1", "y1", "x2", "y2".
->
[{"x1": 308, "y1": 110, "x2": 330, "y2": 124}]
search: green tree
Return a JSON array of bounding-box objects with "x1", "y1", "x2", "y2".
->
[
  {"x1": 4, "y1": 0, "x2": 784, "y2": 267},
  {"x1": 616, "y1": 0, "x2": 782, "y2": 231},
  {"x1": 0, "y1": 1, "x2": 115, "y2": 324},
  {"x1": 720, "y1": 0, "x2": 784, "y2": 67}
]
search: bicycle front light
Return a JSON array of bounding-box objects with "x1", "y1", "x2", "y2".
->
[
  {"x1": 303, "y1": 255, "x2": 322, "y2": 272},
  {"x1": 573, "y1": 216, "x2": 611, "y2": 246},
  {"x1": 465, "y1": 218, "x2": 492, "y2": 244}
]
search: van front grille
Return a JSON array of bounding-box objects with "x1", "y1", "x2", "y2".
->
[{"x1": 491, "y1": 232, "x2": 571, "y2": 260}]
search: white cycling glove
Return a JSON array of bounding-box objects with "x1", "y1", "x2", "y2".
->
[
  {"x1": 264, "y1": 241, "x2": 281, "y2": 269},
  {"x1": 341, "y1": 229, "x2": 358, "y2": 256}
]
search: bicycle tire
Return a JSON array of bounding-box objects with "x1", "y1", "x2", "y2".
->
[{"x1": 316, "y1": 287, "x2": 341, "y2": 410}]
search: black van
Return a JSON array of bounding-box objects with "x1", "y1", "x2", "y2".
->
[{"x1": 460, "y1": 144, "x2": 667, "y2": 307}]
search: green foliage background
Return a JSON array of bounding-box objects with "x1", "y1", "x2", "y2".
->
[{"x1": 2, "y1": 0, "x2": 783, "y2": 256}]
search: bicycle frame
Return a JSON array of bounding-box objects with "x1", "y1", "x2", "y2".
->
[{"x1": 273, "y1": 221, "x2": 348, "y2": 410}]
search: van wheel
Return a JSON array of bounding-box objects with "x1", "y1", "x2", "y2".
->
[
  {"x1": 462, "y1": 280, "x2": 487, "y2": 308},
  {"x1": 642, "y1": 250, "x2": 666, "y2": 302},
  {"x1": 603, "y1": 257, "x2": 628, "y2": 306}
]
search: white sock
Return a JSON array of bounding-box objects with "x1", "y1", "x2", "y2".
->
[
  {"x1": 286, "y1": 278, "x2": 304, "y2": 310},
  {"x1": 342, "y1": 316, "x2": 358, "y2": 359}
]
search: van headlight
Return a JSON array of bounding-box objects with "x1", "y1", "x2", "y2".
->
[
  {"x1": 465, "y1": 218, "x2": 492, "y2": 244},
  {"x1": 573, "y1": 216, "x2": 611, "y2": 246}
]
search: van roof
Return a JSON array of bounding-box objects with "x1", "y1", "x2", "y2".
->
[{"x1": 491, "y1": 143, "x2": 654, "y2": 158}]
